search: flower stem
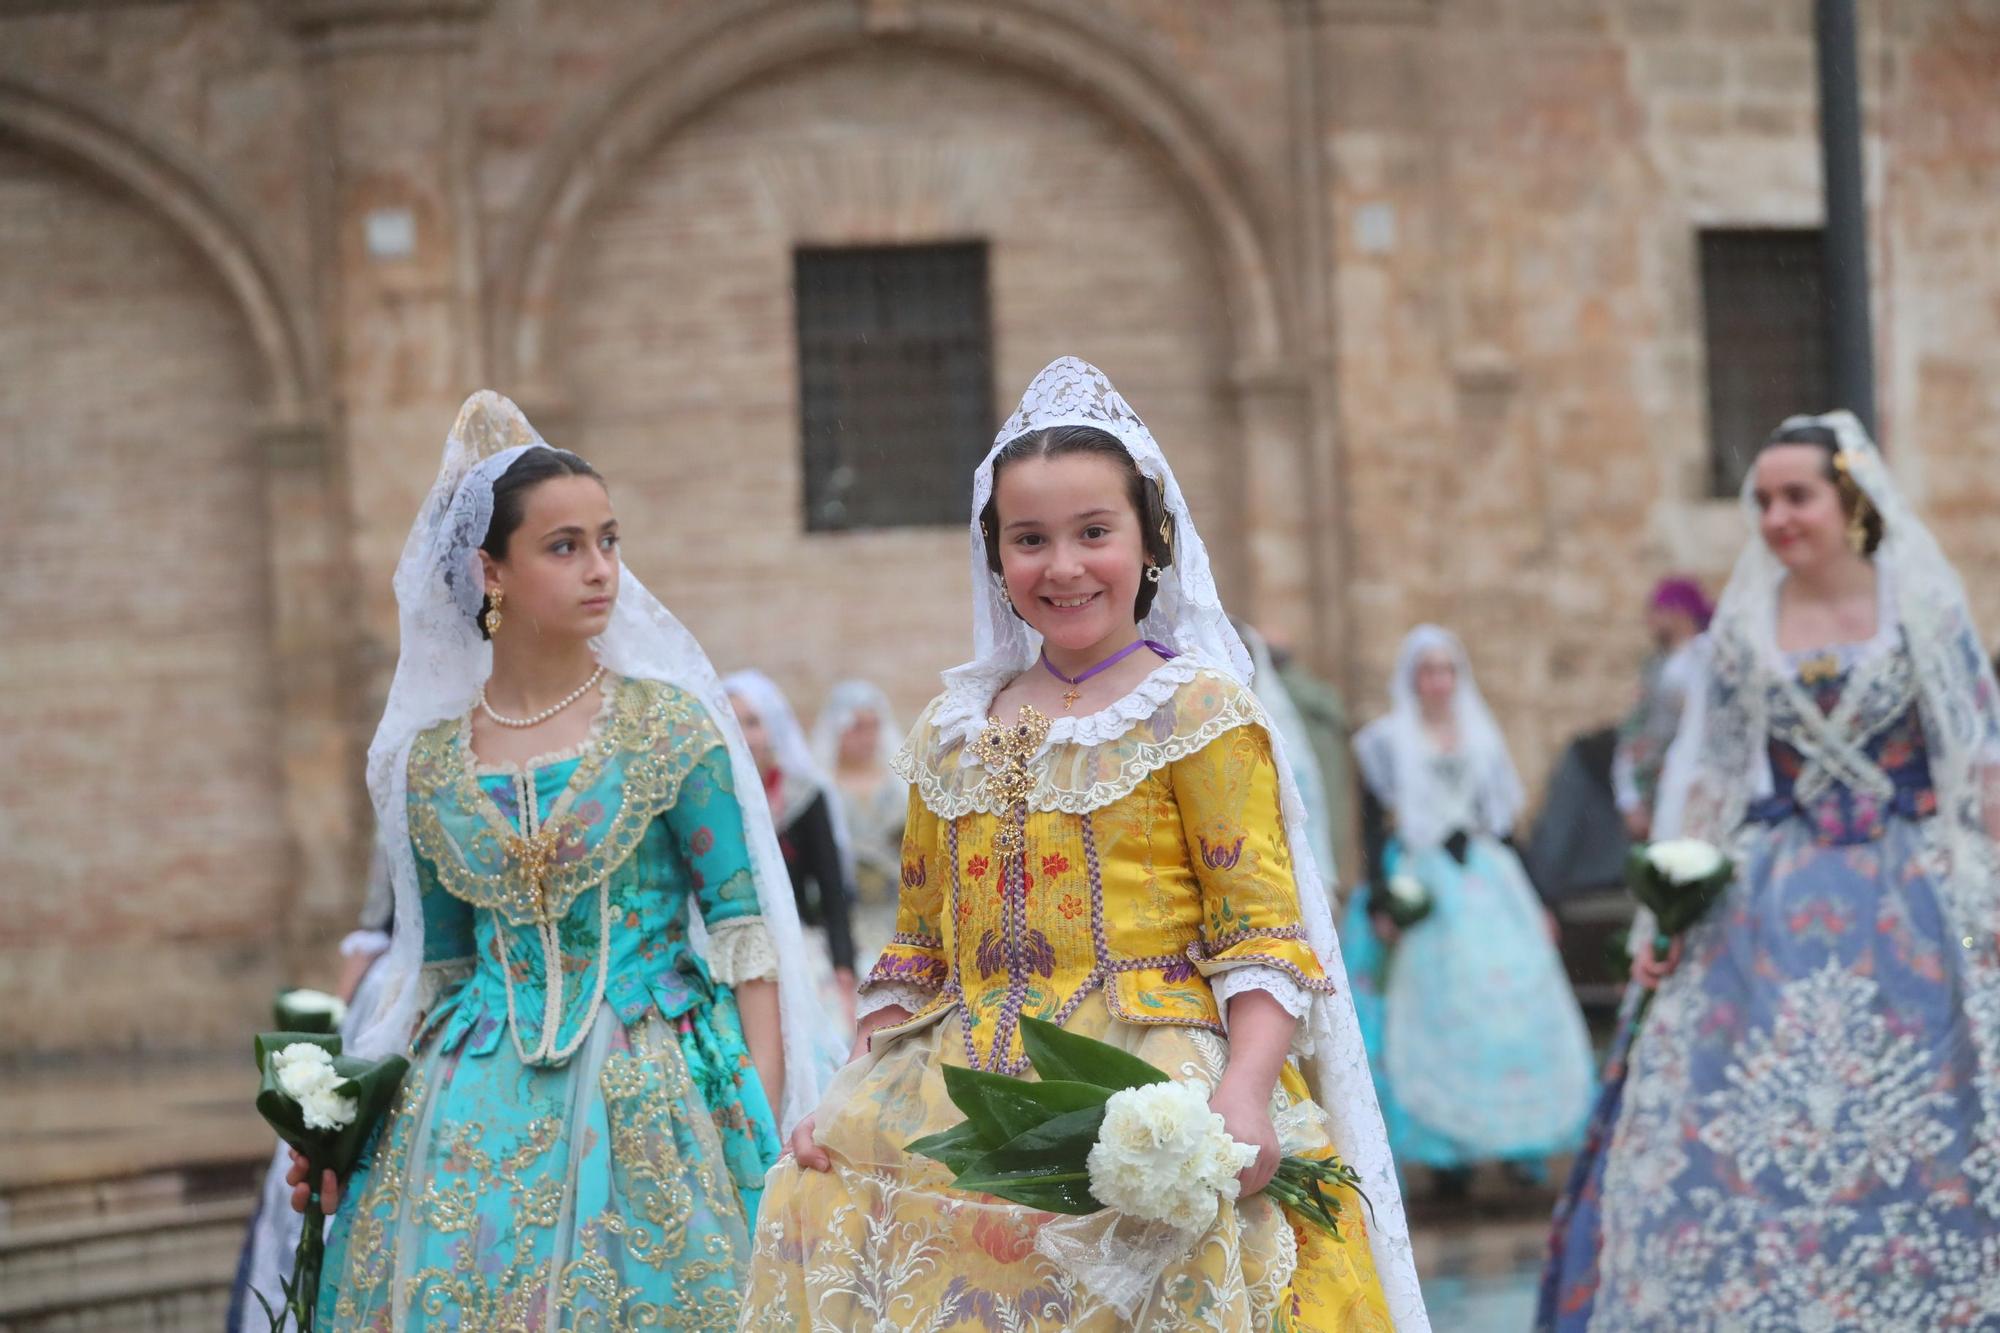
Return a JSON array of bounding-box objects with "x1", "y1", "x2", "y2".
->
[{"x1": 290, "y1": 1183, "x2": 326, "y2": 1331}]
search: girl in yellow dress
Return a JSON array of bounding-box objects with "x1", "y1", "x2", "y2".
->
[{"x1": 740, "y1": 359, "x2": 1429, "y2": 1331}]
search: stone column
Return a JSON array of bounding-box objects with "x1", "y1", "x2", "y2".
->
[
  {"x1": 1281, "y1": 0, "x2": 1346, "y2": 684},
  {"x1": 287, "y1": 0, "x2": 492, "y2": 694},
  {"x1": 256, "y1": 414, "x2": 363, "y2": 956},
  {"x1": 1228, "y1": 357, "x2": 1317, "y2": 653},
  {"x1": 279, "y1": 0, "x2": 492, "y2": 939}
]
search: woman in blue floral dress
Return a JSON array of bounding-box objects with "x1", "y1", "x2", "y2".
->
[{"x1": 1539, "y1": 413, "x2": 2000, "y2": 1331}]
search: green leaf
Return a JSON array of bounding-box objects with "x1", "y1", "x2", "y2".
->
[
  {"x1": 1624, "y1": 845, "x2": 1654, "y2": 888},
  {"x1": 324, "y1": 1054, "x2": 410, "y2": 1178},
  {"x1": 949, "y1": 1105, "x2": 1108, "y2": 1214},
  {"x1": 953, "y1": 1173, "x2": 1100, "y2": 1215},
  {"x1": 1018, "y1": 1016, "x2": 1168, "y2": 1091},
  {"x1": 905, "y1": 1120, "x2": 997, "y2": 1176},
  {"x1": 939, "y1": 1065, "x2": 1110, "y2": 1143}
]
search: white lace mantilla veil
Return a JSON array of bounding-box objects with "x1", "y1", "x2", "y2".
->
[
  {"x1": 942, "y1": 357, "x2": 1429, "y2": 1331},
  {"x1": 1668, "y1": 408, "x2": 2000, "y2": 1207},
  {"x1": 349, "y1": 391, "x2": 829, "y2": 1136},
  {"x1": 811, "y1": 679, "x2": 907, "y2": 804},
  {"x1": 721, "y1": 668, "x2": 855, "y2": 884},
  {"x1": 1353, "y1": 625, "x2": 1527, "y2": 853}
]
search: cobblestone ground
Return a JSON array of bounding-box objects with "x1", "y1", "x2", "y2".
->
[{"x1": 1409, "y1": 1167, "x2": 1559, "y2": 1333}]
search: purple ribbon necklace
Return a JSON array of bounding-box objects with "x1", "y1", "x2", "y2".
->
[{"x1": 1040, "y1": 639, "x2": 1177, "y2": 711}]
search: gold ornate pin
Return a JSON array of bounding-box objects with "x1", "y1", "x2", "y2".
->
[
  {"x1": 969, "y1": 705, "x2": 1051, "y2": 857},
  {"x1": 507, "y1": 824, "x2": 567, "y2": 923}
]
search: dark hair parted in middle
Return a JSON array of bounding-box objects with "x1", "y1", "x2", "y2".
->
[
  {"x1": 1761, "y1": 421, "x2": 1884, "y2": 557},
  {"x1": 979, "y1": 425, "x2": 1175, "y2": 621},
  {"x1": 476, "y1": 447, "x2": 605, "y2": 639}
]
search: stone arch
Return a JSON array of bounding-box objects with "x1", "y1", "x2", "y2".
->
[
  {"x1": 0, "y1": 69, "x2": 353, "y2": 1058},
  {"x1": 489, "y1": 0, "x2": 1291, "y2": 402},
  {"x1": 0, "y1": 68, "x2": 320, "y2": 422}
]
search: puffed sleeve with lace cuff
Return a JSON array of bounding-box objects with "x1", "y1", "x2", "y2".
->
[{"x1": 1174, "y1": 721, "x2": 1337, "y2": 999}]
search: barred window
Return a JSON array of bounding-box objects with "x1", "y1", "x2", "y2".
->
[
  {"x1": 1698, "y1": 228, "x2": 1831, "y2": 497},
  {"x1": 794, "y1": 243, "x2": 994, "y2": 531}
]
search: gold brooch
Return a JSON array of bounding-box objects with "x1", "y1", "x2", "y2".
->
[
  {"x1": 506, "y1": 824, "x2": 568, "y2": 923},
  {"x1": 970, "y1": 705, "x2": 1051, "y2": 857}
]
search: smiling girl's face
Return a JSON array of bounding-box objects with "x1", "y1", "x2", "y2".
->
[{"x1": 990, "y1": 452, "x2": 1147, "y2": 660}]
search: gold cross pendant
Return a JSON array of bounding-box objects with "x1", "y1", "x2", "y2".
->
[{"x1": 1061, "y1": 686, "x2": 1080, "y2": 711}]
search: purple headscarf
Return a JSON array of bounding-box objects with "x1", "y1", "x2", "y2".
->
[{"x1": 1650, "y1": 575, "x2": 1713, "y2": 629}]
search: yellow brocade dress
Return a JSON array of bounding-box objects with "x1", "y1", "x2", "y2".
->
[{"x1": 740, "y1": 666, "x2": 1391, "y2": 1331}]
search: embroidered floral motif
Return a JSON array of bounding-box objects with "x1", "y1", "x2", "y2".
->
[
  {"x1": 866, "y1": 948, "x2": 949, "y2": 990},
  {"x1": 884, "y1": 691, "x2": 1337, "y2": 1073},
  {"x1": 901, "y1": 855, "x2": 927, "y2": 889},
  {"x1": 1695, "y1": 960, "x2": 1958, "y2": 1207},
  {"x1": 1199, "y1": 834, "x2": 1245, "y2": 871}
]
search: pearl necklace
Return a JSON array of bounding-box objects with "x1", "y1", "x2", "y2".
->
[{"x1": 478, "y1": 664, "x2": 606, "y2": 729}]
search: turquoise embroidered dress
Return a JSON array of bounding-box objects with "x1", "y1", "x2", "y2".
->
[{"x1": 318, "y1": 676, "x2": 783, "y2": 1331}]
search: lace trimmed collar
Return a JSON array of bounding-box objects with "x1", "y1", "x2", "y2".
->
[
  {"x1": 929, "y1": 655, "x2": 1204, "y2": 758},
  {"x1": 897, "y1": 659, "x2": 1267, "y2": 818}
]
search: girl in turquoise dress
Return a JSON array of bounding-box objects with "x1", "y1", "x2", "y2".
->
[
  {"x1": 1339, "y1": 627, "x2": 1594, "y2": 1182},
  {"x1": 301, "y1": 392, "x2": 829, "y2": 1330}
]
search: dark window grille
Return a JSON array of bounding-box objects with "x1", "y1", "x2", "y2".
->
[
  {"x1": 1699, "y1": 228, "x2": 1831, "y2": 497},
  {"x1": 795, "y1": 243, "x2": 994, "y2": 531}
]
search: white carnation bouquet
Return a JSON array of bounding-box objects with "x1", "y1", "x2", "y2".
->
[
  {"x1": 1375, "y1": 870, "x2": 1434, "y2": 930},
  {"x1": 1627, "y1": 837, "x2": 1732, "y2": 944},
  {"x1": 907, "y1": 1017, "x2": 1363, "y2": 1312},
  {"x1": 1626, "y1": 836, "x2": 1734, "y2": 1021},
  {"x1": 252, "y1": 1031, "x2": 408, "y2": 1330},
  {"x1": 274, "y1": 987, "x2": 348, "y2": 1035}
]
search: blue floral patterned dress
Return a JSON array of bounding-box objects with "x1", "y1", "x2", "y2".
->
[
  {"x1": 1540, "y1": 631, "x2": 2000, "y2": 1330},
  {"x1": 317, "y1": 676, "x2": 783, "y2": 1331}
]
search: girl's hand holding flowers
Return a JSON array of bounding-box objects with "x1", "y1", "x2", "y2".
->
[{"x1": 1206, "y1": 1083, "x2": 1279, "y2": 1196}]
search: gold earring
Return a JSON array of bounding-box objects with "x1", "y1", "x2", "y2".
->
[
  {"x1": 992, "y1": 572, "x2": 1020, "y2": 616},
  {"x1": 1846, "y1": 506, "x2": 1869, "y2": 555},
  {"x1": 486, "y1": 588, "x2": 504, "y2": 634}
]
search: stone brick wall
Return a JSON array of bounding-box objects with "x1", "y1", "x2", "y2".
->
[
  {"x1": 0, "y1": 137, "x2": 286, "y2": 1056},
  {"x1": 1, "y1": 0, "x2": 1996, "y2": 1106},
  {"x1": 555, "y1": 45, "x2": 1233, "y2": 723}
]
